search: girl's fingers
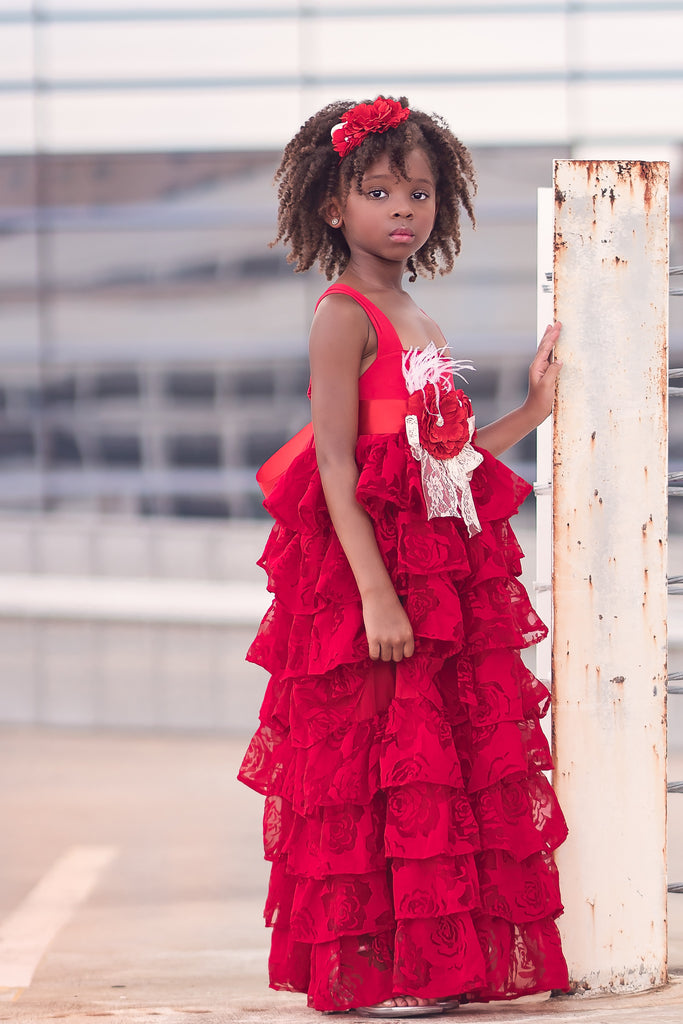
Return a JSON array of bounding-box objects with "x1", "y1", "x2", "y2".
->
[
  {"x1": 535, "y1": 323, "x2": 560, "y2": 358},
  {"x1": 537, "y1": 329, "x2": 560, "y2": 359},
  {"x1": 531, "y1": 329, "x2": 563, "y2": 382},
  {"x1": 381, "y1": 642, "x2": 405, "y2": 662},
  {"x1": 540, "y1": 321, "x2": 561, "y2": 348},
  {"x1": 369, "y1": 636, "x2": 415, "y2": 662}
]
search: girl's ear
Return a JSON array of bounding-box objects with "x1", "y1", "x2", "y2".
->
[{"x1": 322, "y1": 200, "x2": 342, "y2": 228}]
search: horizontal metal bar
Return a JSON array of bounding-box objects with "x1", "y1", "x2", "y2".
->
[
  {"x1": 1, "y1": 3, "x2": 682, "y2": 26},
  {"x1": 0, "y1": 197, "x2": 540, "y2": 235},
  {"x1": 668, "y1": 782, "x2": 683, "y2": 794},
  {"x1": 667, "y1": 585, "x2": 683, "y2": 594},
  {"x1": 668, "y1": 883, "x2": 683, "y2": 894},
  {"x1": 668, "y1": 387, "x2": 683, "y2": 397},
  {"x1": 668, "y1": 686, "x2": 683, "y2": 695},
  {"x1": 0, "y1": 205, "x2": 275, "y2": 234},
  {"x1": 0, "y1": 198, "x2": 681, "y2": 240},
  {"x1": 668, "y1": 671, "x2": 683, "y2": 681},
  {"x1": 4, "y1": 67, "x2": 683, "y2": 95},
  {"x1": 0, "y1": 467, "x2": 263, "y2": 502},
  {"x1": 669, "y1": 369, "x2": 683, "y2": 378},
  {"x1": 671, "y1": 266, "x2": 683, "y2": 276}
]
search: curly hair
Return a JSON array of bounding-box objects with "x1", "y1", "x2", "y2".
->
[{"x1": 270, "y1": 96, "x2": 476, "y2": 282}]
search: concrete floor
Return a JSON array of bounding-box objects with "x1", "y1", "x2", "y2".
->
[{"x1": 1, "y1": 728, "x2": 682, "y2": 1024}]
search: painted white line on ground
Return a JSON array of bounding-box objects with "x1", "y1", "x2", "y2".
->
[
  {"x1": 0, "y1": 845, "x2": 117, "y2": 988},
  {"x1": 0, "y1": 987, "x2": 23, "y2": 1002}
]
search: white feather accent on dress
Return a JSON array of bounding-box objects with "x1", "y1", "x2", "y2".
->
[{"x1": 402, "y1": 342, "x2": 473, "y2": 399}]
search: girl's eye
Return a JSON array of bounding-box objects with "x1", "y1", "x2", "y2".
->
[
  {"x1": 367, "y1": 188, "x2": 388, "y2": 199},
  {"x1": 413, "y1": 190, "x2": 429, "y2": 200}
]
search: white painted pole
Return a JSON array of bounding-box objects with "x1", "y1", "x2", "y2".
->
[
  {"x1": 552, "y1": 160, "x2": 669, "y2": 994},
  {"x1": 535, "y1": 187, "x2": 554, "y2": 702}
]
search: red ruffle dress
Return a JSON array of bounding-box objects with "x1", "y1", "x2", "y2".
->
[{"x1": 238, "y1": 284, "x2": 569, "y2": 1012}]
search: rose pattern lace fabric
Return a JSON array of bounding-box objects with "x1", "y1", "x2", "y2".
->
[{"x1": 238, "y1": 284, "x2": 569, "y2": 1012}]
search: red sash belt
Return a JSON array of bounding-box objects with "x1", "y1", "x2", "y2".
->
[
  {"x1": 256, "y1": 398, "x2": 409, "y2": 498},
  {"x1": 357, "y1": 397, "x2": 409, "y2": 435}
]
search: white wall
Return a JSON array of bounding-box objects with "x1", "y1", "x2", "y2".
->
[{"x1": 1, "y1": 2, "x2": 683, "y2": 153}]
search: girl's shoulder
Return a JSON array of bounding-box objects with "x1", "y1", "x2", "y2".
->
[
  {"x1": 315, "y1": 282, "x2": 374, "y2": 317},
  {"x1": 314, "y1": 282, "x2": 398, "y2": 341},
  {"x1": 312, "y1": 286, "x2": 372, "y2": 336},
  {"x1": 309, "y1": 286, "x2": 375, "y2": 369}
]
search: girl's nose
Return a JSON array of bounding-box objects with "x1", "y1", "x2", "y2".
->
[{"x1": 392, "y1": 206, "x2": 412, "y2": 218}]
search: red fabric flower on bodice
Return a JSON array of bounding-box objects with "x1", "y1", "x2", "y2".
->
[{"x1": 408, "y1": 384, "x2": 473, "y2": 461}]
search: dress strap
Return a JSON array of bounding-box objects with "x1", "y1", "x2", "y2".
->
[{"x1": 315, "y1": 283, "x2": 400, "y2": 354}]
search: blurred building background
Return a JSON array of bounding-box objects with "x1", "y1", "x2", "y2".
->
[
  {"x1": 1, "y1": 1, "x2": 683, "y2": 732},
  {"x1": 1, "y1": 0, "x2": 683, "y2": 521}
]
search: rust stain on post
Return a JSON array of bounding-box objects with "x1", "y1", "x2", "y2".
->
[{"x1": 552, "y1": 160, "x2": 669, "y2": 995}]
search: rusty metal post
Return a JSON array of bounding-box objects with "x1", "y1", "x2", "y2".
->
[{"x1": 552, "y1": 160, "x2": 669, "y2": 994}]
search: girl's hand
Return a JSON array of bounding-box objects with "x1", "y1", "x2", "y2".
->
[
  {"x1": 525, "y1": 321, "x2": 562, "y2": 425},
  {"x1": 362, "y1": 588, "x2": 415, "y2": 662},
  {"x1": 476, "y1": 322, "x2": 562, "y2": 456}
]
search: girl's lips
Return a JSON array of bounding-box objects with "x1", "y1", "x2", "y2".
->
[{"x1": 390, "y1": 229, "x2": 415, "y2": 240}]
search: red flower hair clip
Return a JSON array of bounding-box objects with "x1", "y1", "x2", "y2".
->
[{"x1": 331, "y1": 96, "x2": 410, "y2": 160}]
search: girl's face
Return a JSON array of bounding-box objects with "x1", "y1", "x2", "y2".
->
[{"x1": 333, "y1": 147, "x2": 437, "y2": 268}]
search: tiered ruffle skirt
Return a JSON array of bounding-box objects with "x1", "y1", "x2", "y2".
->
[{"x1": 238, "y1": 433, "x2": 569, "y2": 1011}]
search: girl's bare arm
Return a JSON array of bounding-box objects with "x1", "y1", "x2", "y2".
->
[
  {"x1": 309, "y1": 295, "x2": 414, "y2": 663},
  {"x1": 476, "y1": 322, "x2": 562, "y2": 456}
]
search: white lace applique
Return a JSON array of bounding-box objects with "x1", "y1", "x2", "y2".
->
[{"x1": 402, "y1": 342, "x2": 483, "y2": 537}]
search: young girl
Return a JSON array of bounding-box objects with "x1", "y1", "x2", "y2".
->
[{"x1": 238, "y1": 96, "x2": 568, "y2": 1017}]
